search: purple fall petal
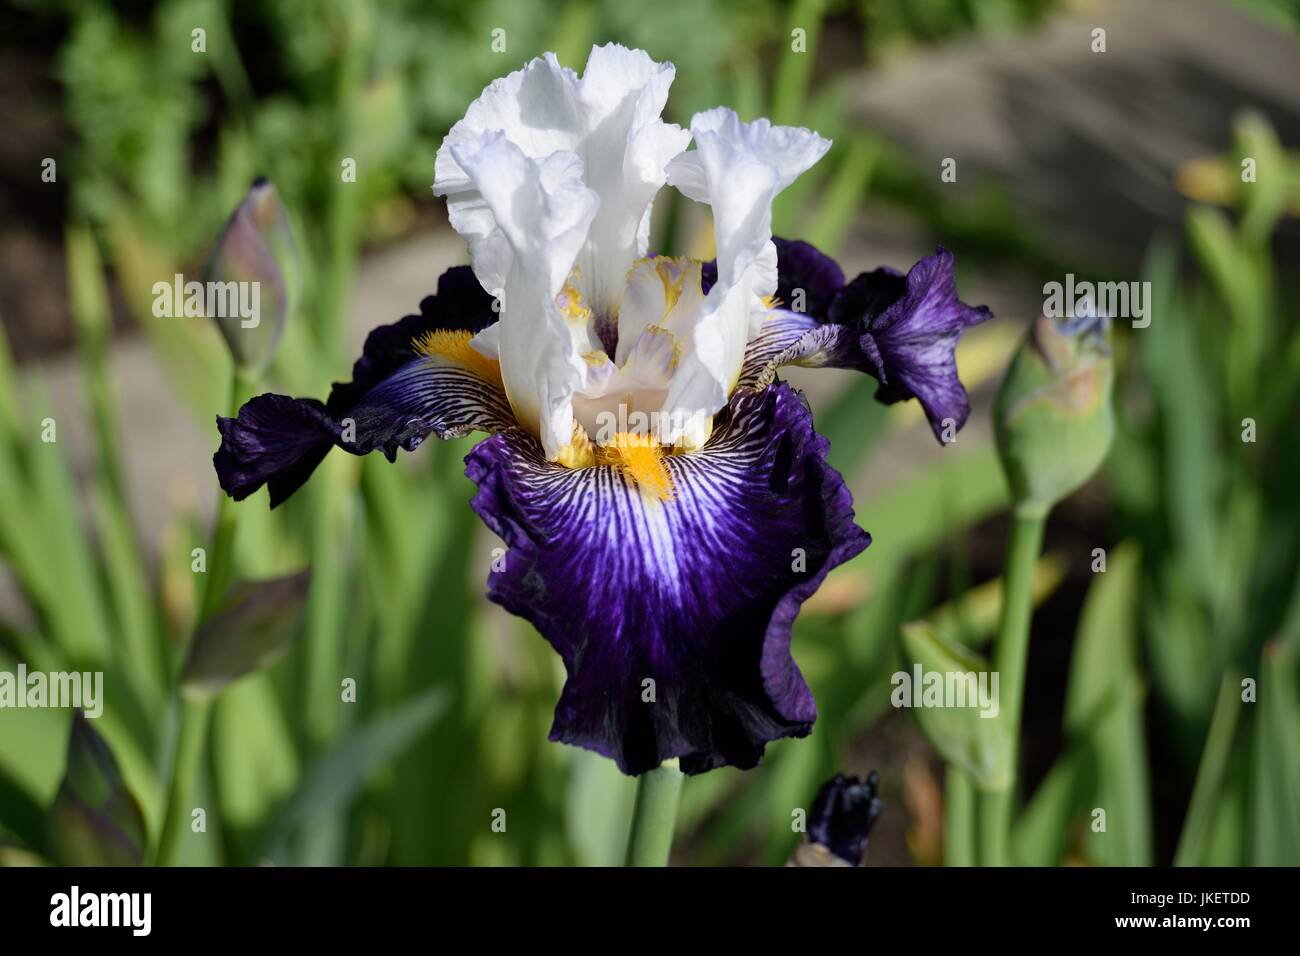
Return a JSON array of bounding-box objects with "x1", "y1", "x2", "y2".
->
[
  {"x1": 325, "y1": 266, "x2": 497, "y2": 414},
  {"x1": 213, "y1": 266, "x2": 509, "y2": 507},
  {"x1": 738, "y1": 244, "x2": 992, "y2": 442},
  {"x1": 807, "y1": 771, "x2": 885, "y2": 865},
  {"x1": 465, "y1": 382, "x2": 870, "y2": 775},
  {"x1": 830, "y1": 246, "x2": 992, "y2": 439}
]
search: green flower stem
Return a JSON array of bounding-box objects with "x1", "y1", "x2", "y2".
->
[
  {"x1": 200, "y1": 369, "x2": 255, "y2": 621},
  {"x1": 979, "y1": 507, "x2": 1046, "y2": 866},
  {"x1": 200, "y1": 493, "x2": 239, "y2": 623},
  {"x1": 154, "y1": 694, "x2": 211, "y2": 866},
  {"x1": 154, "y1": 367, "x2": 253, "y2": 866},
  {"x1": 1173, "y1": 672, "x2": 1242, "y2": 866},
  {"x1": 624, "y1": 759, "x2": 684, "y2": 867},
  {"x1": 944, "y1": 767, "x2": 976, "y2": 867}
]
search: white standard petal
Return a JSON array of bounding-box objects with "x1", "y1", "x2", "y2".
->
[
  {"x1": 434, "y1": 53, "x2": 581, "y2": 297},
  {"x1": 448, "y1": 131, "x2": 599, "y2": 458},
  {"x1": 572, "y1": 45, "x2": 691, "y2": 322},
  {"x1": 660, "y1": 109, "x2": 830, "y2": 445},
  {"x1": 434, "y1": 45, "x2": 688, "y2": 328}
]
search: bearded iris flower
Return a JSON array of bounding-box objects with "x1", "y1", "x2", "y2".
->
[{"x1": 213, "y1": 45, "x2": 990, "y2": 776}]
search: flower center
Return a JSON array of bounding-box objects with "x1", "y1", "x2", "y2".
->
[{"x1": 567, "y1": 256, "x2": 711, "y2": 450}]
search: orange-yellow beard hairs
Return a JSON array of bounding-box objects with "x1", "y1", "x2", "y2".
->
[
  {"x1": 594, "y1": 431, "x2": 675, "y2": 502},
  {"x1": 411, "y1": 329, "x2": 502, "y2": 384}
]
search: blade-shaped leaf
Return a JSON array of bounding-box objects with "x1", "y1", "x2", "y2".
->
[
  {"x1": 565, "y1": 750, "x2": 636, "y2": 867},
  {"x1": 1249, "y1": 639, "x2": 1300, "y2": 864},
  {"x1": 1235, "y1": 110, "x2": 1289, "y2": 245},
  {"x1": 900, "y1": 622, "x2": 1009, "y2": 789},
  {"x1": 1012, "y1": 749, "x2": 1091, "y2": 867},
  {"x1": 1064, "y1": 541, "x2": 1153, "y2": 866},
  {"x1": 180, "y1": 569, "x2": 311, "y2": 698},
  {"x1": 259, "y1": 688, "x2": 448, "y2": 863},
  {"x1": 46, "y1": 711, "x2": 147, "y2": 866}
]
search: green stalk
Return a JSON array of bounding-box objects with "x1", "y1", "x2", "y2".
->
[
  {"x1": 199, "y1": 370, "x2": 254, "y2": 619},
  {"x1": 200, "y1": 491, "x2": 239, "y2": 624},
  {"x1": 979, "y1": 508, "x2": 1046, "y2": 866},
  {"x1": 1173, "y1": 672, "x2": 1242, "y2": 866},
  {"x1": 945, "y1": 767, "x2": 976, "y2": 867},
  {"x1": 624, "y1": 759, "x2": 684, "y2": 867},
  {"x1": 154, "y1": 367, "x2": 251, "y2": 866},
  {"x1": 154, "y1": 695, "x2": 212, "y2": 866}
]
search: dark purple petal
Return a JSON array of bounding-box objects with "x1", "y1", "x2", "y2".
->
[
  {"x1": 325, "y1": 265, "x2": 496, "y2": 414},
  {"x1": 808, "y1": 771, "x2": 884, "y2": 866},
  {"x1": 465, "y1": 383, "x2": 870, "y2": 775},
  {"x1": 216, "y1": 362, "x2": 514, "y2": 506},
  {"x1": 701, "y1": 237, "x2": 845, "y2": 321},
  {"x1": 827, "y1": 266, "x2": 904, "y2": 325},
  {"x1": 700, "y1": 258, "x2": 716, "y2": 295},
  {"x1": 769, "y1": 237, "x2": 845, "y2": 319},
  {"x1": 214, "y1": 394, "x2": 336, "y2": 506},
  {"x1": 741, "y1": 246, "x2": 992, "y2": 442},
  {"x1": 213, "y1": 266, "x2": 510, "y2": 508},
  {"x1": 830, "y1": 246, "x2": 992, "y2": 440}
]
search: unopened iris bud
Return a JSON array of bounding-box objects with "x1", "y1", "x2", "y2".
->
[
  {"x1": 788, "y1": 771, "x2": 884, "y2": 866},
  {"x1": 994, "y1": 311, "x2": 1115, "y2": 515},
  {"x1": 205, "y1": 177, "x2": 297, "y2": 376}
]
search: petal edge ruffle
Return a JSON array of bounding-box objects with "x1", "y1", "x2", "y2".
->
[
  {"x1": 736, "y1": 244, "x2": 993, "y2": 441},
  {"x1": 465, "y1": 382, "x2": 869, "y2": 775}
]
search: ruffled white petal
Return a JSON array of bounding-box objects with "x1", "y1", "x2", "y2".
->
[
  {"x1": 433, "y1": 45, "x2": 690, "y2": 456},
  {"x1": 432, "y1": 50, "x2": 829, "y2": 458},
  {"x1": 660, "y1": 109, "x2": 831, "y2": 445},
  {"x1": 434, "y1": 55, "x2": 580, "y2": 297},
  {"x1": 447, "y1": 130, "x2": 599, "y2": 458},
  {"x1": 434, "y1": 44, "x2": 688, "y2": 324},
  {"x1": 572, "y1": 45, "x2": 691, "y2": 320}
]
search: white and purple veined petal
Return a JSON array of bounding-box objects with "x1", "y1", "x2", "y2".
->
[
  {"x1": 214, "y1": 268, "x2": 510, "y2": 506},
  {"x1": 465, "y1": 382, "x2": 870, "y2": 775}
]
